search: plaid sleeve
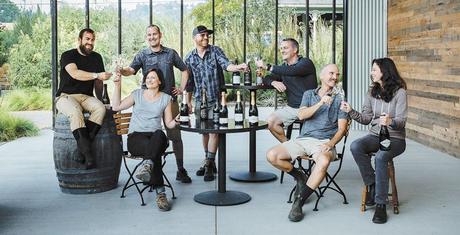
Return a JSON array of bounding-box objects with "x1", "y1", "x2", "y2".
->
[{"x1": 214, "y1": 46, "x2": 230, "y2": 71}]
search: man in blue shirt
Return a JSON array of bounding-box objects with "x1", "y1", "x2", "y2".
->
[
  {"x1": 118, "y1": 25, "x2": 191, "y2": 183},
  {"x1": 185, "y1": 25, "x2": 247, "y2": 181},
  {"x1": 266, "y1": 64, "x2": 348, "y2": 222}
]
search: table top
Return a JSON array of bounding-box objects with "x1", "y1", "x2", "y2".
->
[
  {"x1": 224, "y1": 84, "x2": 273, "y2": 90},
  {"x1": 179, "y1": 119, "x2": 267, "y2": 134}
]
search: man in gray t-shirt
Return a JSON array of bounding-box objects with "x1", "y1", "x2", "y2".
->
[
  {"x1": 119, "y1": 25, "x2": 191, "y2": 183},
  {"x1": 266, "y1": 64, "x2": 348, "y2": 222}
]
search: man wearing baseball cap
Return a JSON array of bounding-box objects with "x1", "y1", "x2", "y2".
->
[{"x1": 185, "y1": 25, "x2": 247, "y2": 181}]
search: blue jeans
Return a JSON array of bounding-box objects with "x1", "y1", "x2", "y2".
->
[{"x1": 350, "y1": 134, "x2": 406, "y2": 204}]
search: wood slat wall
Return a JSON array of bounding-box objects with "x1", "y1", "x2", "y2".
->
[{"x1": 388, "y1": 0, "x2": 460, "y2": 158}]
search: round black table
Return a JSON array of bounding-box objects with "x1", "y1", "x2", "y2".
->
[
  {"x1": 179, "y1": 119, "x2": 267, "y2": 206},
  {"x1": 223, "y1": 84, "x2": 278, "y2": 182}
]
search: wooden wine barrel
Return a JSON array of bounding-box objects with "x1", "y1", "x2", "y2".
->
[{"x1": 53, "y1": 110, "x2": 122, "y2": 194}]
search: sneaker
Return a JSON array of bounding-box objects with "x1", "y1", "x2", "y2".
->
[
  {"x1": 155, "y1": 193, "x2": 171, "y2": 211},
  {"x1": 176, "y1": 168, "x2": 192, "y2": 183},
  {"x1": 135, "y1": 162, "x2": 152, "y2": 183},
  {"x1": 204, "y1": 160, "x2": 216, "y2": 182}
]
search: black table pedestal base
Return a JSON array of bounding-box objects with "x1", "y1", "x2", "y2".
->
[
  {"x1": 194, "y1": 190, "x2": 251, "y2": 206},
  {"x1": 229, "y1": 171, "x2": 277, "y2": 182}
]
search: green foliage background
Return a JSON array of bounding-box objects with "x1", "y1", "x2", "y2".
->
[
  {"x1": 0, "y1": 112, "x2": 39, "y2": 142},
  {"x1": 2, "y1": 0, "x2": 342, "y2": 106}
]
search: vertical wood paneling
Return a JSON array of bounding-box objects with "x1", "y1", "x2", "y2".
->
[
  {"x1": 348, "y1": 0, "x2": 387, "y2": 130},
  {"x1": 388, "y1": 0, "x2": 460, "y2": 158}
]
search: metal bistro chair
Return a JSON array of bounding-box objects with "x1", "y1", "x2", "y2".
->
[
  {"x1": 113, "y1": 112, "x2": 176, "y2": 206},
  {"x1": 360, "y1": 157, "x2": 399, "y2": 214},
  {"x1": 287, "y1": 119, "x2": 352, "y2": 211},
  {"x1": 279, "y1": 119, "x2": 304, "y2": 184}
]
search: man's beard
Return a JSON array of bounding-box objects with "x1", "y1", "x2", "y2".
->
[{"x1": 79, "y1": 44, "x2": 93, "y2": 55}]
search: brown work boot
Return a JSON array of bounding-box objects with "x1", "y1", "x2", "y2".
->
[
  {"x1": 176, "y1": 168, "x2": 192, "y2": 183},
  {"x1": 204, "y1": 159, "x2": 216, "y2": 182},
  {"x1": 196, "y1": 160, "x2": 206, "y2": 176},
  {"x1": 156, "y1": 193, "x2": 171, "y2": 211}
]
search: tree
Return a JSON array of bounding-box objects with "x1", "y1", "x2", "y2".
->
[
  {"x1": 8, "y1": 16, "x2": 51, "y2": 88},
  {"x1": 0, "y1": 0, "x2": 20, "y2": 23}
]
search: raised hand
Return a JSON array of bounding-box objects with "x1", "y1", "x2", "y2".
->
[
  {"x1": 98, "y1": 72, "x2": 113, "y2": 81},
  {"x1": 379, "y1": 113, "x2": 392, "y2": 126},
  {"x1": 320, "y1": 94, "x2": 333, "y2": 106},
  {"x1": 340, "y1": 101, "x2": 352, "y2": 113}
]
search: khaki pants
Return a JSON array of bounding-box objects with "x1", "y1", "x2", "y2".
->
[
  {"x1": 55, "y1": 93, "x2": 106, "y2": 131},
  {"x1": 164, "y1": 100, "x2": 181, "y2": 142}
]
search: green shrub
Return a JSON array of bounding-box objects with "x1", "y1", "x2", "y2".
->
[
  {"x1": 1, "y1": 88, "x2": 52, "y2": 111},
  {"x1": 0, "y1": 112, "x2": 39, "y2": 142}
]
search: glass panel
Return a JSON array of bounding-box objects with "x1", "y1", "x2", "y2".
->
[
  {"x1": 57, "y1": 0, "x2": 86, "y2": 56},
  {"x1": 120, "y1": 0, "x2": 150, "y2": 94},
  {"x1": 152, "y1": 0, "x2": 183, "y2": 87},
  {"x1": 89, "y1": 0, "x2": 118, "y2": 72}
]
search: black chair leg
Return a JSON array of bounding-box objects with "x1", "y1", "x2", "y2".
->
[
  {"x1": 280, "y1": 124, "x2": 294, "y2": 184},
  {"x1": 287, "y1": 186, "x2": 296, "y2": 203},
  {"x1": 121, "y1": 157, "x2": 147, "y2": 206},
  {"x1": 162, "y1": 154, "x2": 176, "y2": 199}
]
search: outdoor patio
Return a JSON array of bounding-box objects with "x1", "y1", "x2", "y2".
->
[{"x1": 0, "y1": 110, "x2": 458, "y2": 235}]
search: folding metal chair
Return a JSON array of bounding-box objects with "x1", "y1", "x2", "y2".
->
[
  {"x1": 113, "y1": 112, "x2": 176, "y2": 206},
  {"x1": 287, "y1": 119, "x2": 352, "y2": 211},
  {"x1": 279, "y1": 119, "x2": 304, "y2": 184}
]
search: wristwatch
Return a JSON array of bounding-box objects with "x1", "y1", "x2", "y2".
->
[{"x1": 92, "y1": 72, "x2": 98, "y2": 80}]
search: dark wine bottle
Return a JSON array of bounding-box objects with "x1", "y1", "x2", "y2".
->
[
  {"x1": 219, "y1": 91, "x2": 228, "y2": 126},
  {"x1": 232, "y1": 58, "x2": 241, "y2": 86},
  {"x1": 244, "y1": 64, "x2": 252, "y2": 86},
  {"x1": 200, "y1": 88, "x2": 208, "y2": 120},
  {"x1": 102, "y1": 83, "x2": 110, "y2": 108},
  {"x1": 234, "y1": 90, "x2": 244, "y2": 125},
  {"x1": 179, "y1": 90, "x2": 189, "y2": 125},
  {"x1": 249, "y1": 91, "x2": 258, "y2": 126},
  {"x1": 379, "y1": 114, "x2": 391, "y2": 151}
]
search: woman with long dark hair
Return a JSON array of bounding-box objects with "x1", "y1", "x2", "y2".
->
[
  {"x1": 112, "y1": 67, "x2": 179, "y2": 211},
  {"x1": 341, "y1": 58, "x2": 407, "y2": 224}
]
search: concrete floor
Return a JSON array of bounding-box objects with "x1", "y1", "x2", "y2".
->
[{"x1": 0, "y1": 111, "x2": 459, "y2": 235}]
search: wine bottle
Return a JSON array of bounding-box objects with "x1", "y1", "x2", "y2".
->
[
  {"x1": 219, "y1": 91, "x2": 228, "y2": 126},
  {"x1": 249, "y1": 91, "x2": 259, "y2": 126},
  {"x1": 200, "y1": 88, "x2": 208, "y2": 120},
  {"x1": 234, "y1": 90, "x2": 244, "y2": 125},
  {"x1": 244, "y1": 64, "x2": 252, "y2": 86},
  {"x1": 379, "y1": 114, "x2": 391, "y2": 151},
  {"x1": 232, "y1": 58, "x2": 241, "y2": 86},
  {"x1": 102, "y1": 83, "x2": 110, "y2": 108},
  {"x1": 179, "y1": 90, "x2": 189, "y2": 125},
  {"x1": 213, "y1": 100, "x2": 220, "y2": 124},
  {"x1": 256, "y1": 68, "x2": 263, "y2": 86}
]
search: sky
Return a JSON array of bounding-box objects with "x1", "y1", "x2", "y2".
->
[{"x1": 9, "y1": 0, "x2": 206, "y2": 13}]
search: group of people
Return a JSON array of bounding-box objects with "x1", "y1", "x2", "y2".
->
[{"x1": 55, "y1": 25, "x2": 407, "y2": 222}]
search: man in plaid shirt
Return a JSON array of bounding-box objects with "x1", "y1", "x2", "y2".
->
[{"x1": 185, "y1": 25, "x2": 247, "y2": 181}]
